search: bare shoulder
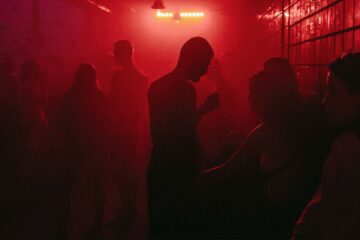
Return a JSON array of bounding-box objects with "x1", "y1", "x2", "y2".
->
[
  {"x1": 332, "y1": 131, "x2": 360, "y2": 152},
  {"x1": 245, "y1": 124, "x2": 266, "y2": 144},
  {"x1": 148, "y1": 74, "x2": 171, "y2": 100}
]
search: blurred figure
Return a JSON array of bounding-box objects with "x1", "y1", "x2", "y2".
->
[
  {"x1": 203, "y1": 68, "x2": 330, "y2": 238},
  {"x1": 148, "y1": 37, "x2": 218, "y2": 238},
  {"x1": 293, "y1": 52, "x2": 360, "y2": 239},
  {"x1": 107, "y1": 40, "x2": 148, "y2": 239},
  {"x1": 17, "y1": 60, "x2": 48, "y2": 177},
  {"x1": 60, "y1": 64, "x2": 110, "y2": 239},
  {"x1": 264, "y1": 57, "x2": 297, "y2": 83},
  {"x1": 0, "y1": 57, "x2": 17, "y2": 164},
  {"x1": 0, "y1": 57, "x2": 18, "y2": 237}
]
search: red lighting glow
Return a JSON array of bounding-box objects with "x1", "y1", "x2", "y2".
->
[
  {"x1": 156, "y1": 10, "x2": 205, "y2": 19},
  {"x1": 87, "y1": 0, "x2": 112, "y2": 13},
  {"x1": 156, "y1": 11, "x2": 174, "y2": 18}
]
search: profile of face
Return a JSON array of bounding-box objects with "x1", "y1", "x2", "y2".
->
[
  {"x1": 178, "y1": 37, "x2": 214, "y2": 83},
  {"x1": 322, "y1": 72, "x2": 360, "y2": 127},
  {"x1": 188, "y1": 55, "x2": 212, "y2": 83}
]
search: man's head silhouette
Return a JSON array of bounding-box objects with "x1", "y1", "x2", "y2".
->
[
  {"x1": 113, "y1": 40, "x2": 133, "y2": 66},
  {"x1": 177, "y1": 37, "x2": 214, "y2": 82}
]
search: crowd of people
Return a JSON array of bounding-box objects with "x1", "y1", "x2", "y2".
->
[{"x1": 1, "y1": 36, "x2": 360, "y2": 239}]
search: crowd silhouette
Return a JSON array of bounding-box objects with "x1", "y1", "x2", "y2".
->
[{"x1": 1, "y1": 36, "x2": 360, "y2": 239}]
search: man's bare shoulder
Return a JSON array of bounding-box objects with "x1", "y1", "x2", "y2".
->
[
  {"x1": 149, "y1": 74, "x2": 194, "y2": 98},
  {"x1": 149, "y1": 74, "x2": 170, "y2": 94}
]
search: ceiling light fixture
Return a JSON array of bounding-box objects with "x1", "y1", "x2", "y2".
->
[{"x1": 151, "y1": 0, "x2": 165, "y2": 10}]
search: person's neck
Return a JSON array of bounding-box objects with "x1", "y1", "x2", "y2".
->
[
  {"x1": 172, "y1": 66, "x2": 189, "y2": 82},
  {"x1": 121, "y1": 61, "x2": 134, "y2": 69}
]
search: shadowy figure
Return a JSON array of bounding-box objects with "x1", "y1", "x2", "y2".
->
[
  {"x1": 202, "y1": 66, "x2": 330, "y2": 238},
  {"x1": 264, "y1": 57, "x2": 297, "y2": 83},
  {"x1": 60, "y1": 64, "x2": 110, "y2": 239},
  {"x1": 17, "y1": 60, "x2": 48, "y2": 177},
  {"x1": 0, "y1": 57, "x2": 18, "y2": 237},
  {"x1": 106, "y1": 40, "x2": 148, "y2": 239},
  {"x1": 293, "y1": 52, "x2": 360, "y2": 239},
  {"x1": 0, "y1": 57, "x2": 17, "y2": 167},
  {"x1": 147, "y1": 37, "x2": 217, "y2": 238}
]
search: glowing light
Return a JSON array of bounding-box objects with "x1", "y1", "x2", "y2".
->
[
  {"x1": 87, "y1": 0, "x2": 112, "y2": 13},
  {"x1": 156, "y1": 11, "x2": 205, "y2": 19},
  {"x1": 156, "y1": 11, "x2": 174, "y2": 18}
]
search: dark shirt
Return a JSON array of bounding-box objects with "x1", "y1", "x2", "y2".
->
[{"x1": 110, "y1": 67, "x2": 147, "y2": 131}]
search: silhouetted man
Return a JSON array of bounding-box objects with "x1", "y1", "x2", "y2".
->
[
  {"x1": 108, "y1": 40, "x2": 147, "y2": 238},
  {"x1": 147, "y1": 37, "x2": 218, "y2": 238}
]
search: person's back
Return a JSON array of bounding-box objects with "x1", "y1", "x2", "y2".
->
[
  {"x1": 60, "y1": 64, "x2": 110, "y2": 239},
  {"x1": 61, "y1": 64, "x2": 110, "y2": 168},
  {"x1": 111, "y1": 67, "x2": 147, "y2": 130},
  {"x1": 62, "y1": 81, "x2": 109, "y2": 150}
]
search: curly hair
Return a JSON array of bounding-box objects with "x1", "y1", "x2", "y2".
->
[{"x1": 329, "y1": 52, "x2": 360, "y2": 93}]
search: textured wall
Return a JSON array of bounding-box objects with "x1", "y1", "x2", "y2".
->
[{"x1": 259, "y1": 0, "x2": 360, "y2": 94}]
